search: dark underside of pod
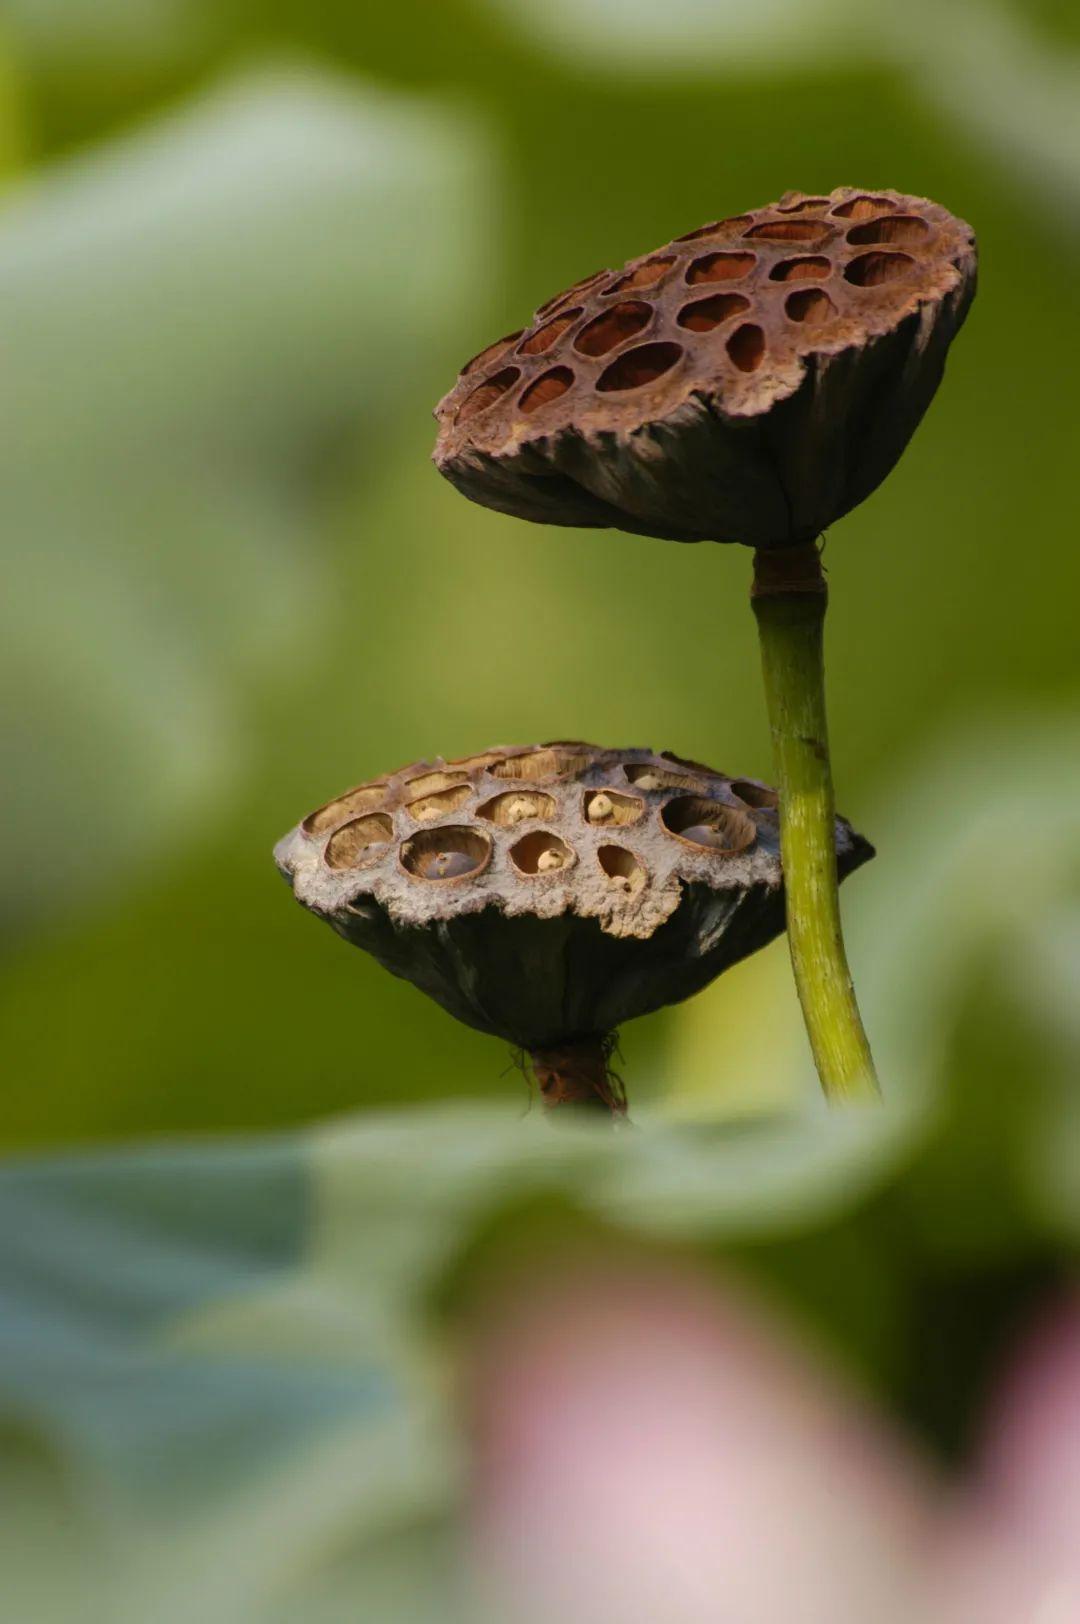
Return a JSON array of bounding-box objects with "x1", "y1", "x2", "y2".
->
[{"x1": 336, "y1": 834, "x2": 871, "y2": 1049}]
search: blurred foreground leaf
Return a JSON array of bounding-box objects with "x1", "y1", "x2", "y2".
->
[{"x1": 1, "y1": 717, "x2": 1076, "y2": 1618}]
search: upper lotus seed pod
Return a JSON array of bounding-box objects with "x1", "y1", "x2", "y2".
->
[
  {"x1": 275, "y1": 742, "x2": 872, "y2": 1111},
  {"x1": 433, "y1": 186, "x2": 976, "y2": 547}
]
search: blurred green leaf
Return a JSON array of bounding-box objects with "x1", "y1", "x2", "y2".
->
[{"x1": 0, "y1": 65, "x2": 487, "y2": 933}]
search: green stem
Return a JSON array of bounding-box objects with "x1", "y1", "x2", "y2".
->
[{"x1": 751, "y1": 546, "x2": 879, "y2": 1103}]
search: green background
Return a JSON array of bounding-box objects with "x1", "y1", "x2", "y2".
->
[
  {"x1": 0, "y1": 3, "x2": 1078, "y2": 1615},
  {"x1": 2, "y1": 0, "x2": 1076, "y2": 1143}
]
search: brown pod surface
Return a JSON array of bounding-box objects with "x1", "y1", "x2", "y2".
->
[
  {"x1": 275, "y1": 743, "x2": 872, "y2": 1067},
  {"x1": 433, "y1": 187, "x2": 976, "y2": 547}
]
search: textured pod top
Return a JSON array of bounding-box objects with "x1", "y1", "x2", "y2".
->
[
  {"x1": 275, "y1": 742, "x2": 871, "y2": 1058},
  {"x1": 433, "y1": 187, "x2": 977, "y2": 548}
]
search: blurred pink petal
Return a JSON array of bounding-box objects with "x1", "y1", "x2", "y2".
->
[
  {"x1": 934, "y1": 1293, "x2": 1080, "y2": 1624},
  {"x1": 469, "y1": 1260, "x2": 934, "y2": 1624}
]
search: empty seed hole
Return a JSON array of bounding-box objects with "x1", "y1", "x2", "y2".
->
[
  {"x1": 490, "y1": 749, "x2": 592, "y2": 782},
  {"x1": 519, "y1": 367, "x2": 575, "y2": 413},
  {"x1": 785, "y1": 287, "x2": 835, "y2": 324},
  {"x1": 769, "y1": 255, "x2": 831, "y2": 282},
  {"x1": 477, "y1": 790, "x2": 556, "y2": 827},
  {"x1": 744, "y1": 218, "x2": 829, "y2": 242},
  {"x1": 405, "y1": 784, "x2": 473, "y2": 821},
  {"x1": 729, "y1": 778, "x2": 779, "y2": 809},
  {"x1": 574, "y1": 301, "x2": 652, "y2": 357},
  {"x1": 844, "y1": 251, "x2": 915, "y2": 287},
  {"x1": 405, "y1": 770, "x2": 468, "y2": 799},
  {"x1": 596, "y1": 341, "x2": 683, "y2": 393},
  {"x1": 777, "y1": 197, "x2": 831, "y2": 213},
  {"x1": 518, "y1": 310, "x2": 582, "y2": 356},
  {"x1": 661, "y1": 797, "x2": 756, "y2": 854},
  {"x1": 456, "y1": 366, "x2": 520, "y2": 424},
  {"x1": 846, "y1": 214, "x2": 931, "y2": 247},
  {"x1": 606, "y1": 256, "x2": 676, "y2": 293},
  {"x1": 400, "y1": 825, "x2": 491, "y2": 881},
  {"x1": 510, "y1": 830, "x2": 574, "y2": 876},
  {"x1": 461, "y1": 333, "x2": 523, "y2": 377},
  {"x1": 446, "y1": 751, "x2": 504, "y2": 772},
  {"x1": 677, "y1": 292, "x2": 751, "y2": 331},
  {"x1": 832, "y1": 195, "x2": 897, "y2": 220},
  {"x1": 325, "y1": 813, "x2": 394, "y2": 869},
  {"x1": 583, "y1": 789, "x2": 644, "y2": 827},
  {"x1": 303, "y1": 783, "x2": 388, "y2": 836},
  {"x1": 624, "y1": 763, "x2": 702, "y2": 793},
  {"x1": 686, "y1": 251, "x2": 756, "y2": 284},
  {"x1": 598, "y1": 845, "x2": 647, "y2": 894},
  {"x1": 726, "y1": 323, "x2": 765, "y2": 372}
]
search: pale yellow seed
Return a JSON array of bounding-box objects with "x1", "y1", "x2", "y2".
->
[
  {"x1": 587, "y1": 793, "x2": 613, "y2": 823},
  {"x1": 635, "y1": 772, "x2": 661, "y2": 790},
  {"x1": 536, "y1": 848, "x2": 566, "y2": 872},
  {"x1": 505, "y1": 796, "x2": 534, "y2": 825}
]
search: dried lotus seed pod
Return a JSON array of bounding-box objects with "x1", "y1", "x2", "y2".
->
[
  {"x1": 274, "y1": 742, "x2": 873, "y2": 1113},
  {"x1": 433, "y1": 186, "x2": 976, "y2": 548}
]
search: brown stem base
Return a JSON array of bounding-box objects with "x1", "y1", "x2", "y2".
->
[{"x1": 529, "y1": 1037, "x2": 627, "y2": 1117}]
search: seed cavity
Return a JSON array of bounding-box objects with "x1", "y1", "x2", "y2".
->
[
  {"x1": 446, "y1": 751, "x2": 504, "y2": 772},
  {"x1": 405, "y1": 784, "x2": 473, "y2": 821},
  {"x1": 729, "y1": 778, "x2": 779, "y2": 809},
  {"x1": 400, "y1": 826, "x2": 491, "y2": 881},
  {"x1": 769, "y1": 255, "x2": 831, "y2": 282},
  {"x1": 477, "y1": 790, "x2": 556, "y2": 826},
  {"x1": 624, "y1": 763, "x2": 702, "y2": 793},
  {"x1": 686, "y1": 251, "x2": 756, "y2": 285},
  {"x1": 726, "y1": 323, "x2": 765, "y2": 372},
  {"x1": 596, "y1": 341, "x2": 683, "y2": 393},
  {"x1": 844, "y1": 250, "x2": 915, "y2": 287},
  {"x1": 574, "y1": 301, "x2": 652, "y2": 357},
  {"x1": 661, "y1": 797, "x2": 756, "y2": 853},
  {"x1": 490, "y1": 749, "x2": 591, "y2": 782},
  {"x1": 405, "y1": 771, "x2": 466, "y2": 798},
  {"x1": 785, "y1": 287, "x2": 835, "y2": 325},
  {"x1": 744, "y1": 218, "x2": 829, "y2": 242},
  {"x1": 325, "y1": 813, "x2": 394, "y2": 869},
  {"x1": 598, "y1": 845, "x2": 647, "y2": 894},
  {"x1": 777, "y1": 196, "x2": 831, "y2": 213},
  {"x1": 832, "y1": 195, "x2": 897, "y2": 220},
  {"x1": 511, "y1": 830, "x2": 574, "y2": 876},
  {"x1": 303, "y1": 783, "x2": 388, "y2": 837},
  {"x1": 583, "y1": 789, "x2": 644, "y2": 827},
  {"x1": 455, "y1": 366, "x2": 520, "y2": 423},
  {"x1": 606, "y1": 256, "x2": 676, "y2": 294},
  {"x1": 519, "y1": 367, "x2": 574, "y2": 413},
  {"x1": 846, "y1": 214, "x2": 930, "y2": 247},
  {"x1": 677, "y1": 292, "x2": 750, "y2": 331},
  {"x1": 518, "y1": 311, "x2": 582, "y2": 356}
]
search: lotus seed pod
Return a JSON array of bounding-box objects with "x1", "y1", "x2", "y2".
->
[
  {"x1": 275, "y1": 743, "x2": 873, "y2": 1112},
  {"x1": 433, "y1": 187, "x2": 976, "y2": 547}
]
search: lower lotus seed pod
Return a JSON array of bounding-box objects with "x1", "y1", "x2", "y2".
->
[{"x1": 275, "y1": 743, "x2": 873, "y2": 1113}]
